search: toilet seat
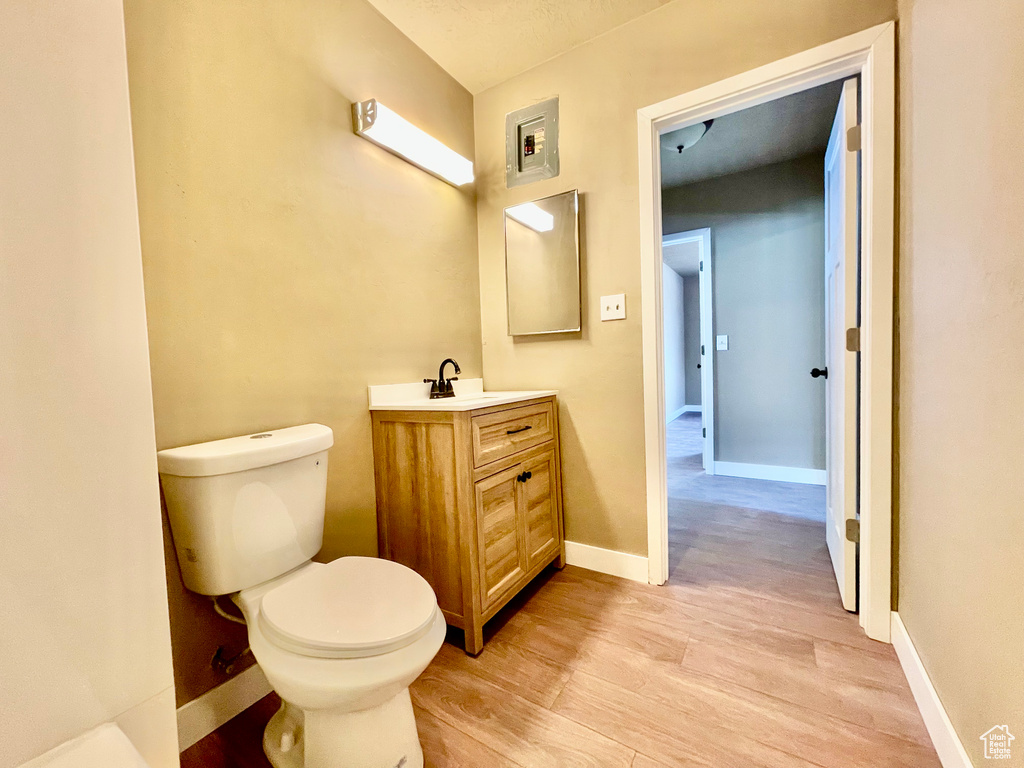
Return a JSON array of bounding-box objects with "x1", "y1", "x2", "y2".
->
[{"x1": 258, "y1": 557, "x2": 438, "y2": 659}]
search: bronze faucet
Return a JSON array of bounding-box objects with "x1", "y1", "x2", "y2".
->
[{"x1": 424, "y1": 358, "x2": 460, "y2": 399}]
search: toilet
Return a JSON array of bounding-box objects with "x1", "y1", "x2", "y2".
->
[{"x1": 157, "y1": 424, "x2": 445, "y2": 768}]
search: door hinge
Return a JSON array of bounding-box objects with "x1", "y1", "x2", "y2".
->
[
  {"x1": 846, "y1": 327, "x2": 861, "y2": 352},
  {"x1": 701, "y1": 344, "x2": 705, "y2": 355},
  {"x1": 847, "y1": 125, "x2": 862, "y2": 152},
  {"x1": 846, "y1": 518, "x2": 860, "y2": 543},
  {"x1": 699, "y1": 261, "x2": 703, "y2": 272},
  {"x1": 702, "y1": 428, "x2": 706, "y2": 438}
]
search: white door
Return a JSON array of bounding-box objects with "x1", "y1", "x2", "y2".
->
[{"x1": 823, "y1": 78, "x2": 860, "y2": 612}]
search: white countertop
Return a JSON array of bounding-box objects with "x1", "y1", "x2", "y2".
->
[{"x1": 368, "y1": 378, "x2": 557, "y2": 412}]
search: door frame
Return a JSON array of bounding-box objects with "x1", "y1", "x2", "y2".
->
[
  {"x1": 661, "y1": 228, "x2": 714, "y2": 473},
  {"x1": 638, "y1": 22, "x2": 895, "y2": 642}
]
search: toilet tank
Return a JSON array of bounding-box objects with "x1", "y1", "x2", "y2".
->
[{"x1": 157, "y1": 424, "x2": 333, "y2": 595}]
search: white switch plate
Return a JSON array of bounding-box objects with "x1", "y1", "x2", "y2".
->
[
  {"x1": 716, "y1": 334, "x2": 729, "y2": 350},
  {"x1": 600, "y1": 293, "x2": 626, "y2": 321}
]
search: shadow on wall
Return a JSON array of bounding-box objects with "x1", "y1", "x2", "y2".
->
[{"x1": 160, "y1": 499, "x2": 253, "y2": 707}]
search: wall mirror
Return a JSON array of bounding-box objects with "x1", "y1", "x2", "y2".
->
[{"x1": 504, "y1": 189, "x2": 581, "y2": 336}]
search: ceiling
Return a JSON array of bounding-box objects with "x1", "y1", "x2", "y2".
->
[
  {"x1": 660, "y1": 80, "x2": 844, "y2": 189},
  {"x1": 663, "y1": 238, "x2": 700, "y2": 277},
  {"x1": 365, "y1": 0, "x2": 673, "y2": 94}
]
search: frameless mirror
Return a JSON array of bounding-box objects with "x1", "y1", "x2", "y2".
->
[{"x1": 504, "y1": 189, "x2": 581, "y2": 336}]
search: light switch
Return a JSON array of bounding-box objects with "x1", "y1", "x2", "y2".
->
[
  {"x1": 716, "y1": 334, "x2": 729, "y2": 350},
  {"x1": 600, "y1": 294, "x2": 626, "y2": 321}
]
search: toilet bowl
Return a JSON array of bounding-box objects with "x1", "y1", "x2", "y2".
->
[
  {"x1": 157, "y1": 424, "x2": 444, "y2": 768},
  {"x1": 234, "y1": 557, "x2": 446, "y2": 768}
]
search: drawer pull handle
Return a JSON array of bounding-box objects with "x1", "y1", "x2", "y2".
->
[{"x1": 507, "y1": 425, "x2": 532, "y2": 435}]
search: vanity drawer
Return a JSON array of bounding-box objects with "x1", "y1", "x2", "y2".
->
[{"x1": 471, "y1": 402, "x2": 554, "y2": 467}]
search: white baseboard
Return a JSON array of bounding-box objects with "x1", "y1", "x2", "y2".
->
[
  {"x1": 891, "y1": 612, "x2": 972, "y2": 768},
  {"x1": 115, "y1": 685, "x2": 179, "y2": 768},
  {"x1": 667, "y1": 404, "x2": 702, "y2": 423},
  {"x1": 713, "y1": 461, "x2": 826, "y2": 486},
  {"x1": 666, "y1": 405, "x2": 688, "y2": 423},
  {"x1": 564, "y1": 541, "x2": 649, "y2": 583},
  {"x1": 176, "y1": 663, "x2": 273, "y2": 752}
]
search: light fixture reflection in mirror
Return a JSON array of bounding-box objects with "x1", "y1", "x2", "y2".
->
[
  {"x1": 505, "y1": 202, "x2": 554, "y2": 232},
  {"x1": 504, "y1": 190, "x2": 581, "y2": 336}
]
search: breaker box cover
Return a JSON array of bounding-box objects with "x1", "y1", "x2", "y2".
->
[{"x1": 505, "y1": 97, "x2": 559, "y2": 188}]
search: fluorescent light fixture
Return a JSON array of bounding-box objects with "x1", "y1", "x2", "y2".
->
[
  {"x1": 352, "y1": 99, "x2": 474, "y2": 187},
  {"x1": 505, "y1": 202, "x2": 554, "y2": 232}
]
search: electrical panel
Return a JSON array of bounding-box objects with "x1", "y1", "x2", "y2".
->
[{"x1": 505, "y1": 97, "x2": 559, "y2": 188}]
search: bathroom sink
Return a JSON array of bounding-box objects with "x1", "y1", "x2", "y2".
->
[{"x1": 368, "y1": 379, "x2": 558, "y2": 412}]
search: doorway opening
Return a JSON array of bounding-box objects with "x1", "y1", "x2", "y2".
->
[
  {"x1": 659, "y1": 78, "x2": 847, "y2": 623},
  {"x1": 638, "y1": 23, "x2": 895, "y2": 641}
]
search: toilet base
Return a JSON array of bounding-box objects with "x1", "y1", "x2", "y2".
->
[
  {"x1": 263, "y1": 689, "x2": 423, "y2": 768},
  {"x1": 264, "y1": 700, "x2": 305, "y2": 768}
]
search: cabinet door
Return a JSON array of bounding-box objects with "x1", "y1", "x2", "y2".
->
[
  {"x1": 475, "y1": 465, "x2": 527, "y2": 611},
  {"x1": 521, "y1": 449, "x2": 560, "y2": 570}
]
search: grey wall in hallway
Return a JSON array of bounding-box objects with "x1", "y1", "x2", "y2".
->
[
  {"x1": 683, "y1": 276, "x2": 702, "y2": 406},
  {"x1": 663, "y1": 154, "x2": 826, "y2": 470}
]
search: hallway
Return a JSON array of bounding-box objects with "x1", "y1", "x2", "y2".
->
[
  {"x1": 668, "y1": 412, "x2": 825, "y2": 521},
  {"x1": 667, "y1": 411, "x2": 837, "y2": 614}
]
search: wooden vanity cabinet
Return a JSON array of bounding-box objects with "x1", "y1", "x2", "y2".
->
[{"x1": 371, "y1": 396, "x2": 565, "y2": 655}]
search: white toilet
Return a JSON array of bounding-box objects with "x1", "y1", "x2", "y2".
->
[{"x1": 157, "y1": 424, "x2": 445, "y2": 768}]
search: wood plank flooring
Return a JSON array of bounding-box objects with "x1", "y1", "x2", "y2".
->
[
  {"x1": 181, "y1": 415, "x2": 938, "y2": 767},
  {"x1": 182, "y1": 557, "x2": 937, "y2": 767}
]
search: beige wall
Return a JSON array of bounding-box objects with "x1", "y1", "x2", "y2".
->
[
  {"x1": 662, "y1": 264, "x2": 688, "y2": 418},
  {"x1": 124, "y1": 0, "x2": 482, "y2": 705},
  {"x1": 474, "y1": 0, "x2": 895, "y2": 554},
  {"x1": 0, "y1": 2, "x2": 177, "y2": 766},
  {"x1": 683, "y1": 276, "x2": 702, "y2": 407},
  {"x1": 664, "y1": 156, "x2": 826, "y2": 470},
  {"x1": 897, "y1": 0, "x2": 1024, "y2": 761}
]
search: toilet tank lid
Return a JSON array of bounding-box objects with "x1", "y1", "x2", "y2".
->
[{"x1": 157, "y1": 423, "x2": 334, "y2": 477}]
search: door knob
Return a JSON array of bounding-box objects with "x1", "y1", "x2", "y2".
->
[{"x1": 810, "y1": 367, "x2": 828, "y2": 379}]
